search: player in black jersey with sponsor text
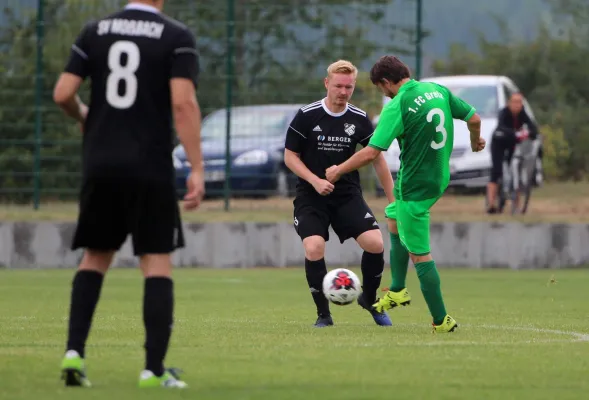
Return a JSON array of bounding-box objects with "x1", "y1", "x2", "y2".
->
[
  {"x1": 52, "y1": 0, "x2": 203, "y2": 389},
  {"x1": 284, "y1": 60, "x2": 396, "y2": 327}
]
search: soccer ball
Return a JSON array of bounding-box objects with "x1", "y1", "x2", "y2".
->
[{"x1": 322, "y1": 268, "x2": 362, "y2": 306}]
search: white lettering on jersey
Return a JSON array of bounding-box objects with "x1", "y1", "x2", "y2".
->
[{"x1": 98, "y1": 19, "x2": 165, "y2": 39}]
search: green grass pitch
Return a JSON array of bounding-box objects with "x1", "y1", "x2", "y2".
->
[{"x1": 0, "y1": 267, "x2": 588, "y2": 400}]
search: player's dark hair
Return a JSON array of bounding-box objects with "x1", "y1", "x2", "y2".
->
[{"x1": 370, "y1": 56, "x2": 411, "y2": 85}]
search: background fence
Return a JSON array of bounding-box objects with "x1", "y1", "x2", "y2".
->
[{"x1": 0, "y1": 0, "x2": 588, "y2": 214}]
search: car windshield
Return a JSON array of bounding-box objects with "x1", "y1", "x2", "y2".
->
[
  {"x1": 442, "y1": 84, "x2": 498, "y2": 118},
  {"x1": 201, "y1": 108, "x2": 293, "y2": 139}
]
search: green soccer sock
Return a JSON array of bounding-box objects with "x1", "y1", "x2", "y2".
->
[
  {"x1": 415, "y1": 260, "x2": 447, "y2": 325},
  {"x1": 389, "y1": 233, "x2": 410, "y2": 292}
]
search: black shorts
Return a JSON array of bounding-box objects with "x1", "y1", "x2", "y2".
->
[
  {"x1": 490, "y1": 130, "x2": 516, "y2": 183},
  {"x1": 293, "y1": 193, "x2": 380, "y2": 243},
  {"x1": 71, "y1": 177, "x2": 184, "y2": 256}
]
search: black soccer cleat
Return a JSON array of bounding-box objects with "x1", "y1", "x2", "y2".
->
[
  {"x1": 313, "y1": 314, "x2": 334, "y2": 328},
  {"x1": 357, "y1": 293, "x2": 393, "y2": 326}
]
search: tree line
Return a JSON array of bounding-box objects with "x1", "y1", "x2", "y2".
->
[
  {"x1": 0, "y1": 0, "x2": 414, "y2": 202},
  {"x1": 0, "y1": 0, "x2": 585, "y2": 203},
  {"x1": 432, "y1": 0, "x2": 589, "y2": 180}
]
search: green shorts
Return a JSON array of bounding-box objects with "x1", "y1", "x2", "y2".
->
[{"x1": 384, "y1": 196, "x2": 441, "y2": 256}]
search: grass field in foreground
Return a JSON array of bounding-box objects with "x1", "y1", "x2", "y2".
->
[
  {"x1": 2, "y1": 182, "x2": 589, "y2": 223},
  {"x1": 0, "y1": 268, "x2": 588, "y2": 400}
]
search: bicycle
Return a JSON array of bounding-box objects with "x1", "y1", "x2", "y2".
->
[{"x1": 486, "y1": 130, "x2": 538, "y2": 215}]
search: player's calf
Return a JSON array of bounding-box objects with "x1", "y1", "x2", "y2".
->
[
  {"x1": 141, "y1": 255, "x2": 175, "y2": 380},
  {"x1": 356, "y1": 230, "x2": 385, "y2": 304},
  {"x1": 303, "y1": 236, "x2": 331, "y2": 323}
]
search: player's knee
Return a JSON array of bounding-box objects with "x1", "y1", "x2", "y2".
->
[
  {"x1": 410, "y1": 253, "x2": 433, "y2": 264},
  {"x1": 303, "y1": 236, "x2": 325, "y2": 261},
  {"x1": 140, "y1": 254, "x2": 173, "y2": 278},
  {"x1": 356, "y1": 230, "x2": 384, "y2": 254},
  {"x1": 387, "y1": 218, "x2": 399, "y2": 235},
  {"x1": 79, "y1": 249, "x2": 115, "y2": 274}
]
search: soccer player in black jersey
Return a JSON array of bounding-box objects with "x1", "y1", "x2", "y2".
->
[
  {"x1": 284, "y1": 60, "x2": 396, "y2": 327},
  {"x1": 52, "y1": 0, "x2": 203, "y2": 388}
]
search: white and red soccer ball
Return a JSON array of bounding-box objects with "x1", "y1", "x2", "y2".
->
[{"x1": 322, "y1": 268, "x2": 361, "y2": 306}]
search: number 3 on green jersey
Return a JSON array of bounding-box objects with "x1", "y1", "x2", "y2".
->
[
  {"x1": 427, "y1": 108, "x2": 447, "y2": 150},
  {"x1": 368, "y1": 80, "x2": 476, "y2": 201}
]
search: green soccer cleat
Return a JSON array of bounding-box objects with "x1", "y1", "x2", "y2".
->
[
  {"x1": 138, "y1": 368, "x2": 188, "y2": 388},
  {"x1": 372, "y1": 288, "x2": 412, "y2": 313},
  {"x1": 432, "y1": 315, "x2": 458, "y2": 333},
  {"x1": 60, "y1": 350, "x2": 92, "y2": 387}
]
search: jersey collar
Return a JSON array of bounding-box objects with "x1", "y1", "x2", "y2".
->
[
  {"x1": 321, "y1": 98, "x2": 348, "y2": 117},
  {"x1": 125, "y1": 3, "x2": 160, "y2": 13},
  {"x1": 397, "y1": 79, "x2": 417, "y2": 94}
]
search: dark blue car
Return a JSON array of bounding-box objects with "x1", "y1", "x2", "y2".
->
[{"x1": 172, "y1": 104, "x2": 303, "y2": 198}]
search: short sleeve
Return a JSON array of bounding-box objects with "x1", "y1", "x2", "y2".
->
[
  {"x1": 356, "y1": 115, "x2": 375, "y2": 147},
  {"x1": 64, "y1": 22, "x2": 93, "y2": 79},
  {"x1": 442, "y1": 85, "x2": 476, "y2": 121},
  {"x1": 171, "y1": 28, "x2": 200, "y2": 89},
  {"x1": 369, "y1": 98, "x2": 404, "y2": 151},
  {"x1": 285, "y1": 110, "x2": 308, "y2": 154}
]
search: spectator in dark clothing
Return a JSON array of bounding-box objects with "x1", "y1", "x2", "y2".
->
[{"x1": 486, "y1": 92, "x2": 538, "y2": 213}]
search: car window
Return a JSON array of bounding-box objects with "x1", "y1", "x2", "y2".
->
[
  {"x1": 202, "y1": 108, "x2": 294, "y2": 139},
  {"x1": 441, "y1": 84, "x2": 499, "y2": 118}
]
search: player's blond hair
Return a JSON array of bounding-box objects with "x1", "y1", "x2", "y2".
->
[{"x1": 326, "y1": 60, "x2": 358, "y2": 78}]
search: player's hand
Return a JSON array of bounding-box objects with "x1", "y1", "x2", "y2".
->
[
  {"x1": 516, "y1": 129, "x2": 529, "y2": 142},
  {"x1": 325, "y1": 165, "x2": 341, "y2": 183},
  {"x1": 184, "y1": 170, "x2": 205, "y2": 210},
  {"x1": 471, "y1": 137, "x2": 486, "y2": 152},
  {"x1": 77, "y1": 103, "x2": 88, "y2": 133},
  {"x1": 312, "y1": 177, "x2": 334, "y2": 196}
]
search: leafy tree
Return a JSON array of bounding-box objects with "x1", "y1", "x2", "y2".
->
[
  {"x1": 0, "y1": 0, "x2": 420, "y2": 202},
  {"x1": 431, "y1": 10, "x2": 589, "y2": 180}
]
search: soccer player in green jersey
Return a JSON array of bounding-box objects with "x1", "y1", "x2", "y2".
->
[{"x1": 325, "y1": 55, "x2": 485, "y2": 332}]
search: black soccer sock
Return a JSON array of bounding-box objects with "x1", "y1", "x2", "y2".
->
[
  {"x1": 305, "y1": 258, "x2": 330, "y2": 316},
  {"x1": 360, "y1": 251, "x2": 385, "y2": 305},
  {"x1": 143, "y1": 277, "x2": 174, "y2": 377},
  {"x1": 66, "y1": 270, "x2": 105, "y2": 358}
]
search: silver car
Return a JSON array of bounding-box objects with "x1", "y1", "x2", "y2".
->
[{"x1": 374, "y1": 75, "x2": 543, "y2": 195}]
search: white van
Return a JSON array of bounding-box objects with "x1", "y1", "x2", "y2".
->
[{"x1": 373, "y1": 75, "x2": 543, "y2": 194}]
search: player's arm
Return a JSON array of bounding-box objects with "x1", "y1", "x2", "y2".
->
[
  {"x1": 445, "y1": 86, "x2": 483, "y2": 152},
  {"x1": 53, "y1": 24, "x2": 92, "y2": 123},
  {"x1": 466, "y1": 113, "x2": 482, "y2": 151},
  {"x1": 171, "y1": 79, "x2": 202, "y2": 173},
  {"x1": 53, "y1": 77, "x2": 87, "y2": 123},
  {"x1": 358, "y1": 118, "x2": 395, "y2": 203},
  {"x1": 326, "y1": 101, "x2": 403, "y2": 183},
  {"x1": 284, "y1": 150, "x2": 333, "y2": 196},
  {"x1": 283, "y1": 150, "x2": 319, "y2": 186},
  {"x1": 171, "y1": 28, "x2": 204, "y2": 209},
  {"x1": 372, "y1": 153, "x2": 395, "y2": 203},
  {"x1": 284, "y1": 111, "x2": 333, "y2": 196}
]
